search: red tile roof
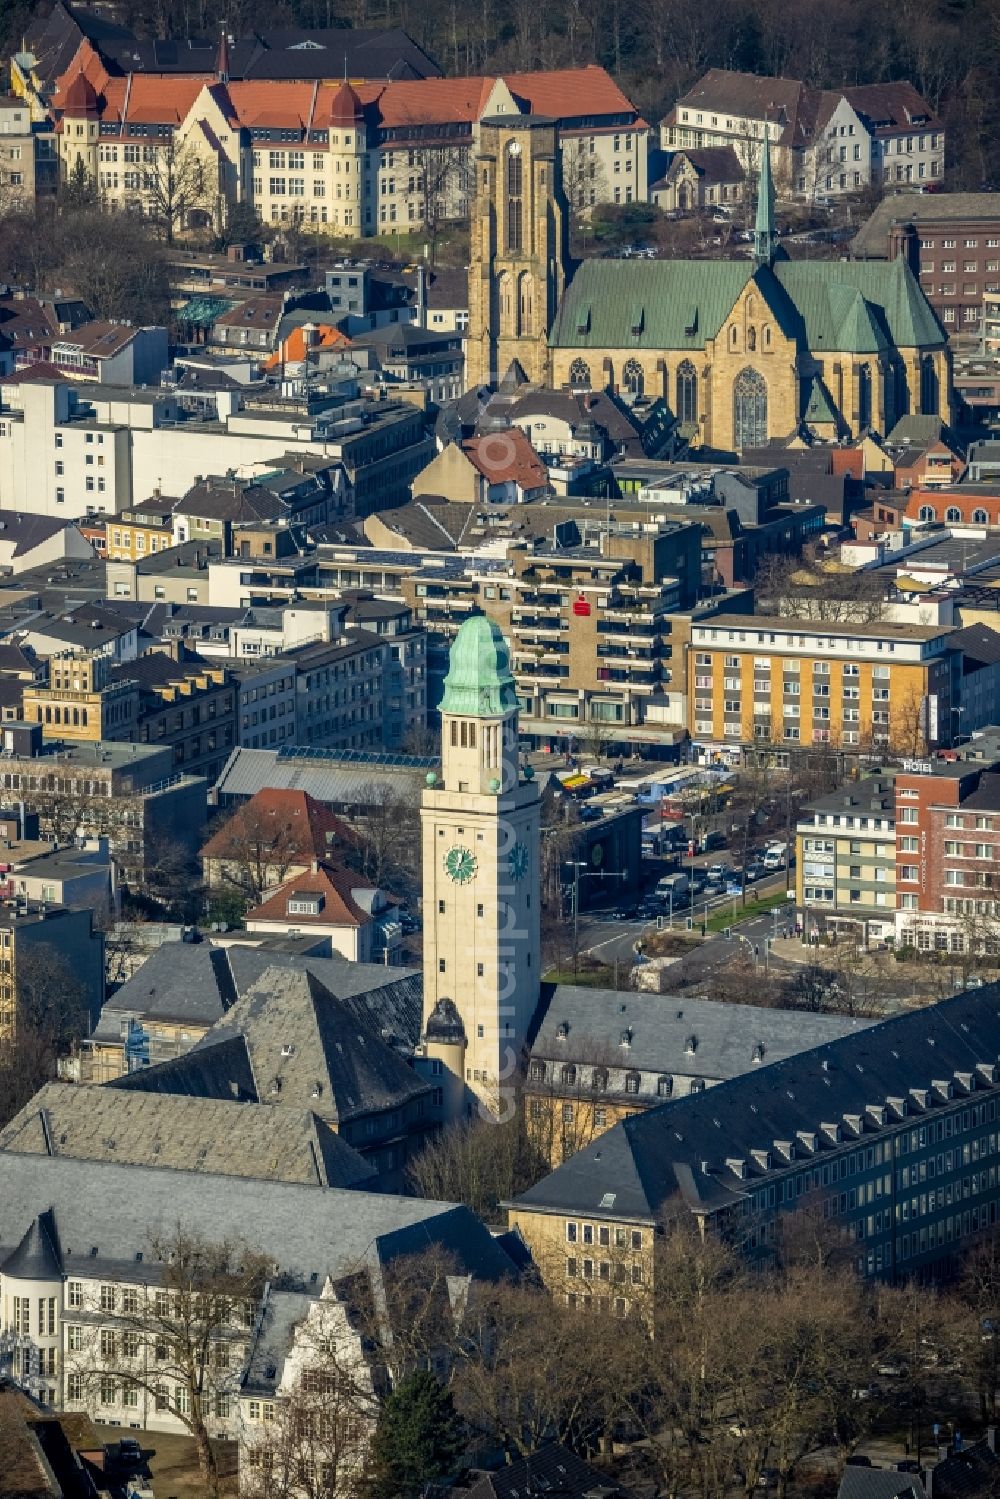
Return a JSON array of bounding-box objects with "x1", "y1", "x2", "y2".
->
[
  {"x1": 246, "y1": 860, "x2": 373, "y2": 928},
  {"x1": 201, "y1": 788, "x2": 358, "y2": 862},
  {"x1": 263, "y1": 323, "x2": 351, "y2": 369},
  {"x1": 462, "y1": 429, "x2": 549, "y2": 492}
]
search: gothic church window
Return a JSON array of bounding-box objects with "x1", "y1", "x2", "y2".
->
[
  {"x1": 505, "y1": 143, "x2": 523, "y2": 253},
  {"x1": 623, "y1": 357, "x2": 643, "y2": 396},
  {"x1": 747, "y1": 326, "x2": 756, "y2": 351},
  {"x1": 569, "y1": 358, "x2": 591, "y2": 389},
  {"x1": 676, "y1": 359, "x2": 697, "y2": 424},
  {"x1": 734, "y1": 366, "x2": 767, "y2": 448}
]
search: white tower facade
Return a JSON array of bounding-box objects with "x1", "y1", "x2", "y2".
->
[{"x1": 419, "y1": 614, "x2": 540, "y2": 1118}]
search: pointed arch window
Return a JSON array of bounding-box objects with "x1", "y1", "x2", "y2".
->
[
  {"x1": 623, "y1": 357, "x2": 643, "y2": 396},
  {"x1": 858, "y1": 363, "x2": 872, "y2": 429},
  {"x1": 676, "y1": 359, "x2": 697, "y2": 424},
  {"x1": 505, "y1": 144, "x2": 523, "y2": 253},
  {"x1": 734, "y1": 367, "x2": 767, "y2": 448},
  {"x1": 747, "y1": 326, "x2": 756, "y2": 351},
  {"x1": 568, "y1": 357, "x2": 591, "y2": 389},
  {"x1": 920, "y1": 355, "x2": 939, "y2": 415}
]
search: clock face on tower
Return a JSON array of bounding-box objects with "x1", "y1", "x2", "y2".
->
[
  {"x1": 444, "y1": 845, "x2": 478, "y2": 883},
  {"x1": 508, "y1": 841, "x2": 529, "y2": 881}
]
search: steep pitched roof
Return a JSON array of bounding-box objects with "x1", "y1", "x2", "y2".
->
[
  {"x1": 200, "y1": 788, "x2": 358, "y2": 864},
  {"x1": 461, "y1": 430, "x2": 549, "y2": 491},
  {"x1": 0, "y1": 1208, "x2": 62, "y2": 1279},
  {"x1": 246, "y1": 861, "x2": 374, "y2": 928},
  {"x1": 116, "y1": 964, "x2": 431, "y2": 1123}
]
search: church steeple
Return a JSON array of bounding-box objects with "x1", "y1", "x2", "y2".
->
[{"x1": 754, "y1": 134, "x2": 776, "y2": 268}]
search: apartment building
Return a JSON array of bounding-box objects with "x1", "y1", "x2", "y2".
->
[
  {"x1": 796, "y1": 776, "x2": 898, "y2": 945},
  {"x1": 23, "y1": 651, "x2": 139, "y2": 742},
  {"x1": 663, "y1": 70, "x2": 943, "y2": 203},
  {"x1": 509, "y1": 983, "x2": 1000, "y2": 1295},
  {"x1": 54, "y1": 53, "x2": 646, "y2": 238},
  {"x1": 0, "y1": 727, "x2": 208, "y2": 884},
  {"x1": 853, "y1": 193, "x2": 1000, "y2": 337},
  {"x1": 0, "y1": 899, "x2": 105, "y2": 1038},
  {"x1": 687, "y1": 615, "x2": 960, "y2": 756},
  {"x1": 0, "y1": 94, "x2": 57, "y2": 205},
  {"x1": 0, "y1": 376, "x2": 425, "y2": 520},
  {"x1": 893, "y1": 758, "x2": 1000, "y2": 953}
]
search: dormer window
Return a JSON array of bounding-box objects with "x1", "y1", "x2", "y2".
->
[{"x1": 288, "y1": 894, "x2": 323, "y2": 916}]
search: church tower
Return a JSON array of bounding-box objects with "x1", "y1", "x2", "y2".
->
[
  {"x1": 466, "y1": 116, "x2": 570, "y2": 389},
  {"x1": 418, "y1": 614, "x2": 540, "y2": 1118},
  {"x1": 753, "y1": 135, "x2": 778, "y2": 270}
]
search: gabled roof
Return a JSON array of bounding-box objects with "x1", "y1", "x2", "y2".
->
[
  {"x1": 662, "y1": 144, "x2": 743, "y2": 186},
  {"x1": 246, "y1": 860, "x2": 375, "y2": 928},
  {"x1": 804, "y1": 375, "x2": 841, "y2": 427},
  {"x1": 459, "y1": 1442, "x2": 631, "y2": 1499},
  {"x1": 461, "y1": 430, "x2": 549, "y2": 491},
  {"x1": 201, "y1": 788, "x2": 358, "y2": 864}
]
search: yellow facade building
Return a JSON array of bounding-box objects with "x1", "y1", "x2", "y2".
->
[{"x1": 686, "y1": 615, "x2": 959, "y2": 755}]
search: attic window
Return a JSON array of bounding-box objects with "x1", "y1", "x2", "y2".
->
[
  {"x1": 576, "y1": 305, "x2": 591, "y2": 335},
  {"x1": 630, "y1": 305, "x2": 644, "y2": 337},
  {"x1": 684, "y1": 305, "x2": 698, "y2": 336},
  {"x1": 288, "y1": 894, "x2": 323, "y2": 916}
]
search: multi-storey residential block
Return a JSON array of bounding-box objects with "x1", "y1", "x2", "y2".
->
[
  {"x1": 687, "y1": 615, "x2": 960, "y2": 757},
  {"x1": 796, "y1": 776, "x2": 898, "y2": 945},
  {"x1": 853, "y1": 193, "x2": 1000, "y2": 338},
  {"x1": 52, "y1": 49, "x2": 646, "y2": 237},
  {"x1": 510, "y1": 984, "x2": 1000, "y2": 1296},
  {"x1": 662, "y1": 70, "x2": 943, "y2": 203},
  {"x1": 0, "y1": 93, "x2": 57, "y2": 205}
]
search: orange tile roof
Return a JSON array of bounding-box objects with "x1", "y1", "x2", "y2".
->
[
  {"x1": 246, "y1": 860, "x2": 373, "y2": 928},
  {"x1": 201, "y1": 788, "x2": 358, "y2": 862},
  {"x1": 263, "y1": 323, "x2": 351, "y2": 370},
  {"x1": 53, "y1": 58, "x2": 640, "y2": 136}
]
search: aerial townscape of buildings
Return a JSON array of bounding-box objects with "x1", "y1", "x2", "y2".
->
[{"x1": 11, "y1": 3, "x2": 1000, "y2": 1498}]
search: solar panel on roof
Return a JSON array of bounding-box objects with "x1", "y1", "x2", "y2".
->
[{"x1": 275, "y1": 744, "x2": 439, "y2": 769}]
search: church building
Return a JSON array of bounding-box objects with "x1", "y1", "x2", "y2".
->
[{"x1": 467, "y1": 127, "x2": 952, "y2": 450}]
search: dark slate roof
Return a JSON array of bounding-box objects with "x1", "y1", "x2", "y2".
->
[
  {"x1": 91, "y1": 943, "x2": 236, "y2": 1033},
  {"x1": 0, "y1": 1152, "x2": 514, "y2": 1289},
  {"x1": 511, "y1": 984, "x2": 1000, "y2": 1223},
  {"x1": 0, "y1": 1080, "x2": 376, "y2": 1190},
  {"x1": 113, "y1": 965, "x2": 431, "y2": 1124},
  {"x1": 458, "y1": 1442, "x2": 629, "y2": 1499},
  {"x1": 926, "y1": 1439, "x2": 1000, "y2": 1499},
  {"x1": 0, "y1": 1208, "x2": 61, "y2": 1280},
  {"x1": 530, "y1": 985, "x2": 874, "y2": 1089},
  {"x1": 950, "y1": 624, "x2": 1000, "y2": 670},
  {"x1": 837, "y1": 1470, "x2": 926, "y2": 1499}
]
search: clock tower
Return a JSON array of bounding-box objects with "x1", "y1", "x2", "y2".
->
[{"x1": 418, "y1": 614, "x2": 540, "y2": 1118}]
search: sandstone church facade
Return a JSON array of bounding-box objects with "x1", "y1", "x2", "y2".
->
[{"x1": 466, "y1": 120, "x2": 952, "y2": 450}]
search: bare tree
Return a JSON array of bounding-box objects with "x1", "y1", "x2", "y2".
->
[
  {"x1": 402, "y1": 143, "x2": 470, "y2": 264},
  {"x1": 68, "y1": 1229, "x2": 270, "y2": 1499},
  {"x1": 353, "y1": 781, "x2": 421, "y2": 898},
  {"x1": 202, "y1": 801, "x2": 309, "y2": 909},
  {"x1": 406, "y1": 1103, "x2": 545, "y2": 1221},
  {"x1": 141, "y1": 134, "x2": 215, "y2": 243}
]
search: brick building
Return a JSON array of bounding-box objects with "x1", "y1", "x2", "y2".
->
[{"x1": 853, "y1": 192, "x2": 1000, "y2": 338}]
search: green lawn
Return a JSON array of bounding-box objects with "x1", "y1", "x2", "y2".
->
[
  {"x1": 704, "y1": 889, "x2": 792, "y2": 933},
  {"x1": 542, "y1": 965, "x2": 623, "y2": 989}
]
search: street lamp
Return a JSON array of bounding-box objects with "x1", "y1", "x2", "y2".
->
[{"x1": 567, "y1": 859, "x2": 628, "y2": 973}]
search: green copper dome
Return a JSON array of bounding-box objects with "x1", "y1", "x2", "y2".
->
[{"x1": 439, "y1": 614, "x2": 519, "y2": 717}]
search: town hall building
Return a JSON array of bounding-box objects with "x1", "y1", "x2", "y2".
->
[{"x1": 466, "y1": 121, "x2": 953, "y2": 451}]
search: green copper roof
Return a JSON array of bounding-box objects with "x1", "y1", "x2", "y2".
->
[
  {"x1": 439, "y1": 614, "x2": 519, "y2": 717},
  {"x1": 551, "y1": 254, "x2": 943, "y2": 355},
  {"x1": 804, "y1": 375, "x2": 840, "y2": 427},
  {"x1": 754, "y1": 137, "x2": 776, "y2": 266}
]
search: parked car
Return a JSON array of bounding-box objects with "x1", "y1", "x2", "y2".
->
[
  {"x1": 579, "y1": 804, "x2": 604, "y2": 822},
  {"x1": 706, "y1": 864, "x2": 732, "y2": 884},
  {"x1": 875, "y1": 1360, "x2": 907, "y2": 1377}
]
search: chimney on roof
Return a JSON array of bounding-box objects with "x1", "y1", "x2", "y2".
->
[{"x1": 216, "y1": 25, "x2": 231, "y2": 85}]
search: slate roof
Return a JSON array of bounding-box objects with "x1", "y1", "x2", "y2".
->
[
  {"x1": 837, "y1": 1470, "x2": 926, "y2": 1499},
  {"x1": 511, "y1": 983, "x2": 1000, "y2": 1223},
  {"x1": 0, "y1": 1080, "x2": 376, "y2": 1189},
  {"x1": 853, "y1": 193, "x2": 1000, "y2": 260},
  {"x1": 530, "y1": 985, "x2": 873, "y2": 1087},
  {"x1": 659, "y1": 145, "x2": 744, "y2": 187},
  {"x1": 458, "y1": 1442, "x2": 629, "y2": 1499},
  {"x1": 369, "y1": 497, "x2": 479, "y2": 550},
  {"x1": 924, "y1": 1438, "x2": 1000, "y2": 1499},
  {"x1": 93, "y1": 941, "x2": 423, "y2": 1052},
  {"x1": 0, "y1": 1151, "x2": 515, "y2": 1289},
  {"x1": 114, "y1": 965, "x2": 431, "y2": 1124},
  {"x1": 947, "y1": 625, "x2": 1000, "y2": 671},
  {"x1": 551, "y1": 256, "x2": 943, "y2": 355},
  {"x1": 0, "y1": 1208, "x2": 62, "y2": 1280}
]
